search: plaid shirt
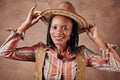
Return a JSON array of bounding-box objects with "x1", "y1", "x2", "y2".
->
[{"x1": 0, "y1": 29, "x2": 120, "y2": 80}]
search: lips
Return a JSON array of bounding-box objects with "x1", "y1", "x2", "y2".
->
[{"x1": 53, "y1": 36, "x2": 64, "y2": 41}]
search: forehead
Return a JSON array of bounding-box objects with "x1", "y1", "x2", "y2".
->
[{"x1": 51, "y1": 15, "x2": 73, "y2": 24}]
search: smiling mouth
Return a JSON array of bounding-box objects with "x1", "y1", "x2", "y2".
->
[{"x1": 53, "y1": 36, "x2": 64, "y2": 41}]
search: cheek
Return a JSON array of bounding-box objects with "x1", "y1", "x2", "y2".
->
[
  {"x1": 50, "y1": 28, "x2": 53, "y2": 36},
  {"x1": 49, "y1": 29, "x2": 55, "y2": 41},
  {"x1": 65, "y1": 32, "x2": 72, "y2": 39}
]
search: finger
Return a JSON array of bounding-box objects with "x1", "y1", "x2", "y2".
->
[
  {"x1": 84, "y1": 28, "x2": 89, "y2": 33},
  {"x1": 33, "y1": 11, "x2": 41, "y2": 17},
  {"x1": 93, "y1": 22, "x2": 96, "y2": 26},
  {"x1": 30, "y1": 15, "x2": 41, "y2": 26},
  {"x1": 30, "y1": 5, "x2": 37, "y2": 13},
  {"x1": 36, "y1": 15, "x2": 42, "y2": 21},
  {"x1": 34, "y1": 11, "x2": 41, "y2": 14},
  {"x1": 88, "y1": 22, "x2": 96, "y2": 28}
]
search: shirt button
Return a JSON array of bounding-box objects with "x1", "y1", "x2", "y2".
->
[
  {"x1": 82, "y1": 60, "x2": 84, "y2": 62},
  {"x1": 78, "y1": 68, "x2": 82, "y2": 72},
  {"x1": 78, "y1": 69, "x2": 80, "y2": 72}
]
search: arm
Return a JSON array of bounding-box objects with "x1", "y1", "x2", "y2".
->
[
  {"x1": 0, "y1": 29, "x2": 35, "y2": 61},
  {"x1": 85, "y1": 23, "x2": 111, "y2": 61},
  {"x1": 0, "y1": 28, "x2": 44, "y2": 61},
  {"x1": 17, "y1": 5, "x2": 41, "y2": 33},
  {"x1": 84, "y1": 23, "x2": 120, "y2": 72},
  {"x1": 84, "y1": 46, "x2": 120, "y2": 72},
  {"x1": 0, "y1": 5, "x2": 41, "y2": 61}
]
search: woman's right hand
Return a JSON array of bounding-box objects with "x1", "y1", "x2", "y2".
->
[{"x1": 17, "y1": 5, "x2": 41, "y2": 33}]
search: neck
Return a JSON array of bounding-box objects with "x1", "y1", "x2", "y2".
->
[{"x1": 55, "y1": 44, "x2": 68, "y2": 57}]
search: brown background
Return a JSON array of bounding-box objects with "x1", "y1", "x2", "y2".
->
[{"x1": 0, "y1": 0, "x2": 120, "y2": 80}]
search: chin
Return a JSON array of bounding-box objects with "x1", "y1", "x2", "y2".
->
[
  {"x1": 52, "y1": 39, "x2": 67, "y2": 46},
  {"x1": 54, "y1": 41, "x2": 64, "y2": 45},
  {"x1": 54, "y1": 42, "x2": 62, "y2": 45}
]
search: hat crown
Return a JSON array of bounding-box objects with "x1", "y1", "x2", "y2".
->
[{"x1": 58, "y1": 1, "x2": 76, "y2": 14}]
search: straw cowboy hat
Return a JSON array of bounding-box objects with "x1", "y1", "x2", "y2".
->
[{"x1": 40, "y1": 1, "x2": 88, "y2": 34}]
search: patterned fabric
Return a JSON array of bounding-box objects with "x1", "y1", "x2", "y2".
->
[{"x1": 0, "y1": 29, "x2": 120, "y2": 80}]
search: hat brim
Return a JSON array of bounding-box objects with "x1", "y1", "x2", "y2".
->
[{"x1": 40, "y1": 9, "x2": 88, "y2": 34}]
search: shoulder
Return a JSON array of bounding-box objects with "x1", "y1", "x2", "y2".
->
[
  {"x1": 31, "y1": 42, "x2": 48, "y2": 51},
  {"x1": 76, "y1": 45, "x2": 86, "y2": 59},
  {"x1": 76, "y1": 45, "x2": 86, "y2": 55},
  {"x1": 77, "y1": 45, "x2": 86, "y2": 50}
]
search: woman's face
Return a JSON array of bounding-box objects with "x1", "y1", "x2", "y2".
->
[{"x1": 50, "y1": 15, "x2": 73, "y2": 46}]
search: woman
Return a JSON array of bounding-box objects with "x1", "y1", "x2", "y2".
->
[{"x1": 0, "y1": 1, "x2": 120, "y2": 80}]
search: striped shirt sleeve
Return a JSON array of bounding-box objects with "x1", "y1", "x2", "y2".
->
[
  {"x1": 0, "y1": 28, "x2": 40, "y2": 61},
  {"x1": 84, "y1": 44, "x2": 120, "y2": 72}
]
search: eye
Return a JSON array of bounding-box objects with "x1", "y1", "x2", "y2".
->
[
  {"x1": 51, "y1": 26, "x2": 57, "y2": 30},
  {"x1": 62, "y1": 26, "x2": 68, "y2": 30}
]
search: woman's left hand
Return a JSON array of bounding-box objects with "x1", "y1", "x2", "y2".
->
[
  {"x1": 85, "y1": 23, "x2": 108, "y2": 50},
  {"x1": 85, "y1": 23, "x2": 99, "y2": 40}
]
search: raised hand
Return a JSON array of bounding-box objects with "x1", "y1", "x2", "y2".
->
[
  {"x1": 85, "y1": 23, "x2": 99, "y2": 40},
  {"x1": 25, "y1": 5, "x2": 41, "y2": 26},
  {"x1": 85, "y1": 23, "x2": 108, "y2": 50},
  {"x1": 17, "y1": 5, "x2": 41, "y2": 33}
]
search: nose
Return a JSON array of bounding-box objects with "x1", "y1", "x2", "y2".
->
[{"x1": 56, "y1": 27, "x2": 63, "y2": 34}]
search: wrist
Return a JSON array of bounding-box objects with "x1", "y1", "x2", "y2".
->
[
  {"x1": 93, "y1": 37, "x2": 108, "y2": 49},
  {"x1": 91, "y1": 35, "x2": 101, "y2": 42}
]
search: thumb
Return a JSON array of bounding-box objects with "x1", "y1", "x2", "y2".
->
[{"x1": 30, "y1": 15, "x2": 42, "y2": 26}]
